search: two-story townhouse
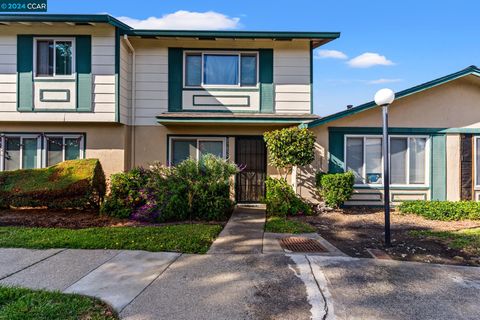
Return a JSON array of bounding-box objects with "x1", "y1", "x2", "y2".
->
[{"x1": 0, "y1": 14, "x2": 339, "y2": 203}]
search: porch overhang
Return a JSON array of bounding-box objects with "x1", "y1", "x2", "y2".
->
[{"x1": 156, "y1": 112, "x2": 319, "y2": 126}]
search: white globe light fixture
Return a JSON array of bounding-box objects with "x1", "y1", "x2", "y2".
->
[{"x1": 374, "y1": 88, "x2": 395, "y2": 247}]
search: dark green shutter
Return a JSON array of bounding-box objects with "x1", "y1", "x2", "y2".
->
[
  {"x1": 259, "y1": 49, "x2": 274, "y2": 113},
  {"x1": 76, "y1": 35, "x2": 92, "y2": 111},
  {"x1": 168, "y1": 48, "x2": 183, "y2": 111},
  {"x1": 17, "y1": 35, "x2": 33, "y2": 111},
  {"x1": 328, "y1": 131, "x2": 345, "y2": 173},
  {"x1": 431, "y1": 134, "x2": 446, "y2": 200}
]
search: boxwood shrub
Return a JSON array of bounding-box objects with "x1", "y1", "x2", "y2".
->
[
  {"x1": 398, "y1": 200, "x2": 480, "y2": 221},
  {"x1": 316, "y1": 171, "x2": 354, "y2": 208},
  {"x1": 264, "y1": 177, "x2": 312, "y2": 217},
  {"x1": 0, "y1": 159, "x2": 106, "y2": 210}
]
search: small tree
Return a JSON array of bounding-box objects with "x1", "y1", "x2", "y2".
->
[{"x1": 264, "y1": 127, "x2": 316, "y2": 180}]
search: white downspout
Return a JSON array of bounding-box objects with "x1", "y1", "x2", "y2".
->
[{"x1": 123, "y1": 35, "x2": 136, "y2": 168}]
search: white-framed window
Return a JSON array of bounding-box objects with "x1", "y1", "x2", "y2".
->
[
  {"x1": 42, "y1": 135, "x2": 85, "y2": 167},
  {"x1": 344, "y1": 135, "x2": 429, "y2": 186},
  {"x1": 184, "y1": 51, "x2": 258, "y2": 88},
  {"x1": 169, "y1": 137, "x2": 227, "y2": 166},
  {"x1": 34, "y1": 37, "x2": 75, "y2": 78},
  {"x1": 0, "y1": 135, "x2": 42, "y2": 171}
]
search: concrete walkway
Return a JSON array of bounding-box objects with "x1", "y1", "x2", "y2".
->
[{"x1": 208, "y1": 206, "x2": 266, "y2": 254}]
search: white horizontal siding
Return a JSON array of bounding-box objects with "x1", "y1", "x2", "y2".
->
[{"x1": 0, "y1": 36, "x2": 16, "y2": 112}]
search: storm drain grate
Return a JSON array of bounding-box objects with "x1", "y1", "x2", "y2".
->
[{"x1": 279, "y1": 237, "x2": 326, "y2": 253}]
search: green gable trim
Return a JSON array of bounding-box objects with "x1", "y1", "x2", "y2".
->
[
  {"x1": 431, "y1": 134, "x2": 447, "y2": 200},
  {"x1": 0, "y1": 14, "x2": 131, "y2": 30},
  {"x1": 259, "y1": 49, "x2": 274, "y2": 113},
  {"x1": 76, "y1": 35, "x2": 92, "y2": 112},
  {"x1": 168, "y1": 48, "x2": 183, "y2": 112},
  {"x1": 309, "y1": 65, "x2": 480, "y2": 128},
  {"x1": 17, "y1": 35, "x2": 33, "y2": 112}
]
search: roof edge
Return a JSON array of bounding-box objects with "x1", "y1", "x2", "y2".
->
[{"x1": 308, "y1": 65, "x2": 480, "y2": 128}]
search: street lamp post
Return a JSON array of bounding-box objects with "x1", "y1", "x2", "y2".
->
[{"x1": 374, "y1": 88, "x2": 395, "y2": 247}]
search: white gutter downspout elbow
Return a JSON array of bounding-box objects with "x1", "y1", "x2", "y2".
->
[{"x1": 123, "y1": 35, "x2": 136, "y2": 168}]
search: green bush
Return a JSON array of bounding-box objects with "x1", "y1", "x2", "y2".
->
[
  {"x1": 264, "y1": 177, "x2": 312, "y2": 217},
  {"x1": 101, "y1": 155, "x2": 238, "y2": 222},
  {"x1": 0, "y1": 159, "x2": 105, "y2": 210},
  {"x1": 316, "y1": 172, "x2": 354, "y2": 208},
  {"x1": 398, "y1": 200, "x2": 480, "y2": 221}
]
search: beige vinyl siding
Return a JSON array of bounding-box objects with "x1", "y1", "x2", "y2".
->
[
  {"x1": 119, "y1": 39, "x2": 132, "y2": 124},
  {"x1": 0, "y1": 24, "x2": 116, "y2": 122}
]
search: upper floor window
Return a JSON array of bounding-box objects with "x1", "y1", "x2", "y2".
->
[
  {"x1": 185, "y1": 52, "x2": 258, "y2": 87},
  {"x1": 35, "y1": 38, "x2": 75, "y2": 77},
  {"x1": 345, "y1": 135, "x2": 429, "y2": 186}
]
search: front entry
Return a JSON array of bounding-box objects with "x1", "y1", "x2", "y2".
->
[{"x1": 235, "y1": 136, "x2": 267, "y2": 203}]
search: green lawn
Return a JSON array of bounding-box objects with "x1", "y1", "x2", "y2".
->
[
  {"x1": 410, "y1": 228, "x2": 480, "y2": 255},
  {"x1": 265, "y1": 217, "x2": 316, "y2": 234},
  {"x1": 0, "y1": 224, "x2": 223, "y2": 254},
  {"x1": 0, "y1": 286, "x2": 118, "y2": 320}
]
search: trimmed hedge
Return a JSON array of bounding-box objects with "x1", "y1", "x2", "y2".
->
[
  {"x1": 0, "y1": 159, "x2": 106, "y2": 210},
  {"x1": 264, "y1": 177, "x2": 312, "y2": 217},
  {"x1": 398, "y1": 200, "x2": 480, "y2": 221},
  {"x1": 316, "y1": 172, "x2": 354, "y2": 208}
]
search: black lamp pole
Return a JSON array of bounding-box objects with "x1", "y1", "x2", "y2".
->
[{"x1": 382, "y1": 104, "x2": 391, "y2": 247}]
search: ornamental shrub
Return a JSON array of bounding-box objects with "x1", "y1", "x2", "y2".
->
[
  {"x1": 0, "y1": 159, "x2": 105, "y2": 210},
  {"x1": 398, "y1": 200, "x2": 480, "y2": 221},
  {"x1": 316, "y1": 172, "x2": 354, "y2": 208},
  {"x1": 101, "y1": 154, "x2": 238, "y2": 222},
  {"x1": 264, "y1": 177, "x2": 312, "y2": 217}
]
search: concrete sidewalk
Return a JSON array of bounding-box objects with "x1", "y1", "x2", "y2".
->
[{"x1": 208, "y1": 206, "x2": 266, "y2": 254}]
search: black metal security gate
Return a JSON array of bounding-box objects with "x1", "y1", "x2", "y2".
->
[{"x1": 235, "y1": 137, "x2": 267, "y2": 203}]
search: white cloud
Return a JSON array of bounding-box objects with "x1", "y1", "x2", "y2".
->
[
  {"x1": 315, "y1": 49, "x2": 348, "y2": 60},
  {"x1": 367, "y1": 78, "x2": 403, "y2": 84},
  {"x1": 347, "y1": 52, "x2": 394, "y2": 68},
  {"x1": 117, "y1": 10, "x2": 241, "y2": 30}
]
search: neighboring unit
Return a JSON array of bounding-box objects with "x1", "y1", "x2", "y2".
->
[{"x1": 0, "y1": 14, "x2": 339, "y2": 203}]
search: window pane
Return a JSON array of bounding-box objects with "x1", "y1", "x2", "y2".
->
[
  {"x1": 409, "y1": 137, "x2": 426, "y2": 184},
  {"x1": 390, "y1": 138, "x2": 408, "y2": 184},
  {"x1": 5, "y1": 137, "x2": 21, "y2": 171},
  {"x1": 36, "y1": 40, "x2": 53, "y2": 76},
  {"x1": 185, "y1": 54, "x2": 202, "y2": 86},
  {"x1": 240, "y1": 54, "x2": 257, "y2": 86},
  {"x1": 55, "y1": 41, "x2": 73, "y2": 75},
  {"x1": 22, "y1": 138, "x2": 38, "y2": 169},
  {"x1": 65, "y1": 138, "x2": 81, "y2": 160},
  {"x1": 172, "y1": 140, "x2": 196, "y2": 165},
  {"x1": 346, "y1": 137, "x2": 364, "y2": 184},
  {"x1": 204, "y1": 54, "x2": 238, "y2": 85},
  {"x1": 47, "y1": 137, "x2": 63, "y2": 166},
  {"x1": 199, "y1": 141, "x2": 223, "y2": 158},
  {"x1": 365, "y1": 138, "x2": 382, "y2": 184}
]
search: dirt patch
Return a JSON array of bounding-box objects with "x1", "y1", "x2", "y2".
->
[{"x1": 296, "y1": 208, "x2": 480, "y2": 267}]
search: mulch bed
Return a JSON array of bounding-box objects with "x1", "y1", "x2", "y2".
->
[{"x1": 295, "y1": 208, "x2": 480, "y2": 267}]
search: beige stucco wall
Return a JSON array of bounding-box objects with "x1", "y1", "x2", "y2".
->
[
  {"x1": 1, "y1": 122, "x2": 129, "y2": 177},
  {"x1": 299, "y1": 75, "x2": 480, "y2": 203}
]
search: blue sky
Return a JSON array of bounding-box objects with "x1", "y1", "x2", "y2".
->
[{"x1": 46, "y1": 0, "x2": 479, "y2": 116}]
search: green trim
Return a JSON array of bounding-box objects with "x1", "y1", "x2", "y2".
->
[
  {"x1": 114, "y1": 27, "x2": 120, "y2": 122},
  {"x1": 192, "y1": 95, "x2": 250, "y2": 107},
  {"x1": 39, "y1": 89, "x2": 70, "y2": 103},
  {"x1": 123, "y1": 29, "x2": 340, "y2": 41},
  {"x1": 442, "y1": 128, "x2": 480, "y2": 134},
  {"x1": 309, "y1": 65, "x2": 480, "y2": 128},
  {"x1": 259, "y1": 49, "x2": 274, "y2": 113},
  {"x1": 33, "y1": 78, "x2": 76, "y2": 83},
  {"x1": 328, "y1": 127, "x2": 447, "y2": 134},
  {"x1": 309, "y1": 41, "x2": 313, "y2": 114},
  {"x1": 391, "y1": 193, "x2": 427, "y2": 201},
  {"x1": 75, "y1": 35, "x2": 92, "y2": 112},
  {"x1": 431, "y1": 134, "x2": 447, "y2": 200},
  {"x1": 328, "y1": 131, "x2": 344, "y2": 173},
  {"x1": 183, "y1": 87, "x2": 259, "y2": 92},
  {"x1": 17, "y1": 35, "x2": 33, "y2": 112},
  {"x1": 157, "y1": 117, "x2": 311, "y2": 124},
  {"x1": 0, "y1": 14, "x2": 131, "y2": 30},
  {"x1": 168, "y1": 48, "x2": 183, "y2": 112}
]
